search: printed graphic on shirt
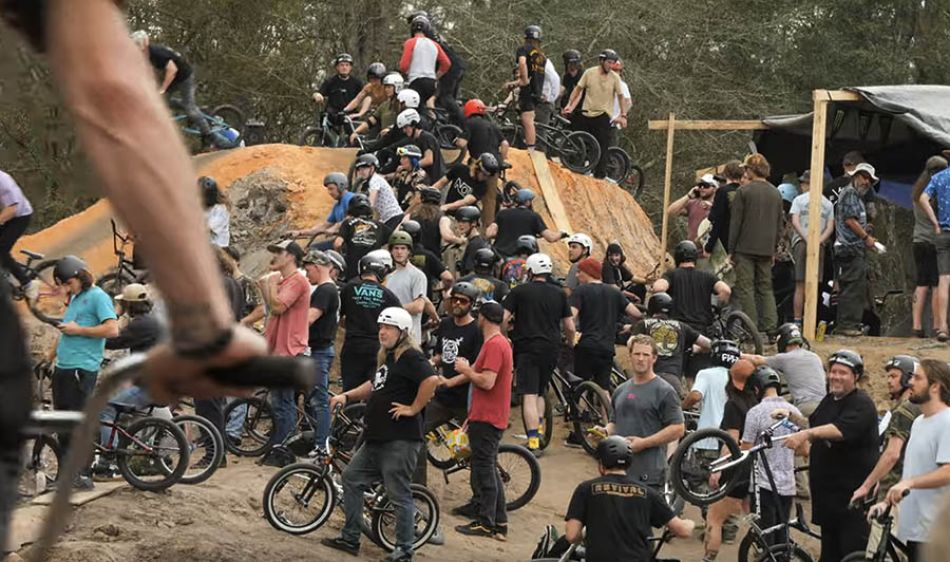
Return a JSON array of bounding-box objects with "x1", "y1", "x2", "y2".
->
[
  {"x1": 351, "y1": 220, "x2": 380, "y2": 247},
  {"x1": 451, "y1": 178, "x2": 474, "y2": 198},
  {"x1": 442, "y1": 337, "x2": 462, "y2": 364},
  {"x1": 353, "y1": 283, "x2": 386, "y2": 309},
  {"x1": 372, "y1": 364, "x2": 389, "y2": 390},
  {"x1": 591, "y1": 481, "x2": 647, "y2": 498},
  {"x1": 646, "y1": 319, "x2": 678, "y2": 358}
]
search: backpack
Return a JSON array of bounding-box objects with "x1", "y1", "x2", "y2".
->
[{"x1": 501, "y1": 257, "x2": 528, "y2": 288}]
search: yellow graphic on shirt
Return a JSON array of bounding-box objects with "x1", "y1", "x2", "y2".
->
[{"x1": 647, "y1": 319, "x2": 679, "y2": 358}]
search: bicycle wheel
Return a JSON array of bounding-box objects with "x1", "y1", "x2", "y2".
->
[
  {"x1": 172, "y1": 414, "x2": 224, "y2": 485},
  {"x1": 557, "y1": 131, "x2": 598, "y2": 174},
  {"x1": 726, "y1": 310, "x2": 765, "y2": 354},
  {"x1": 498, "y1": 444, "x2": 541, "y2": 511},
  {"x1": 604, "y1": 147, "x2": 631, "y2": 184},
  {"x1": 211, "y1": 104, "x2": 245, "y2": 135},
  {"x1": 623, "y1": 164, "x2": 645, "y2": 199},
  {"x1": 371, "y1": 483, "x2": 439, "y2": 552},
  {"x1": 222, "y1": 397, "x2": 274, "y2": 457},
  {"x1": 519, "y1": 384, "x2": 555, "y2": 451},
  {"x1": 26, "y1": 260, "x2": 69, "y2": 325},
  {"x1": 662, "y1": 475, "x2": 686, "y2": 516},
  {"x1": 609, "y1": 365, "x2": 628, "y2": 394},
  {"x1": 116, "y1": 416, "x2": 189, "y2": 492},
  {"x1": 754, "y1": 543, "x2": 815, "y2": 562},
  {"x1": 96, "y1": 271, "x2": 135, "y2": 300},
  {"x1": 17, "y1": 435, "x2": 61, "y2": 498},
  {"x1": 669, "y1": 427, "x2": 742, "y2": 506},
  {"x1": 298, "y1": 127, "x2": 325, "y2": 147},
  {"x1": 738, "y1": 528, "x2": 769, "y2": 562},
  {"x1": 425, "y1": 422, "x2": 460, "y2": 470},
  {"x1": 571, "y1": 381, "x2": 613, "y2": 455},
  {"x1": 262, "y1": 462, "x2": 335, "y2": 535},
  {"x1": 840, "y1": 547, "x2": 901, "y2": 562}
]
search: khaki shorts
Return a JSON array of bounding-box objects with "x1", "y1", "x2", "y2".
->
[{"x1": 793, "y1": 240, "x2": 825, "y2": 282}]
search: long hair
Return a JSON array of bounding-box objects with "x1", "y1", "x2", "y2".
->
[
  {"x1": 412, "y1": 201, "x2": 441, "y2": 222},
  {"x1": 912, "y1": 156, "x2": 948, "y2": 204},
  {"x1": 377, "y1": 333, "x2": 421, "y2": 367}
]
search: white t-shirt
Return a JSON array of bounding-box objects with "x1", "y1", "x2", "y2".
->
[
  {"x1": 367, "y1": 174, "x2": 404, "y2": 224},
  {"x1": 541, "y1": 59, "x2": 561, "y2": 104},
  {"x1": 691, "y1": 366, "x2": 729, "y2": 450},
  {"x1": 789, "y1": 192, "x2": 834, "y2": 246},
  {"x1": 385, "y1": 264, "x2": 428, "y2": 342},
  {"x1": 205, "y1": 204, "x2": 230, "y2": 247},
  {"x1": 898, "y1": 407, "x2": 950, "y2": 543},
  {"x1": 611, "y1": 80, "x2": 632, "y2": 122}
]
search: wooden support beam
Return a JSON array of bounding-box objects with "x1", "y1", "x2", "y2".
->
[
  {"x1": 648, "y1": 119, "x2": 769, "y2": 131},
  {"x1": 803, "y1": 90, "x2": 830, "y2": 341},
  {"x1": 659, "y1": 113, "x2": 676, "y2": 271}
]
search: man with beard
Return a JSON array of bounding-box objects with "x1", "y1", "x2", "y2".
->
[
  {"x1": 833, "y1": 163, "x2": 880, "y2": 336},
  {"x1": 668, "y1": 174, "x2": 718, "y2": 248},
  {"x1": 564, "y1": 233, "x2": 593, "y2": 296}
]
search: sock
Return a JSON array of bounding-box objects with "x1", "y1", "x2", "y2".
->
[
  {"x1": 538, "y1": 417, "x2": 545, "y2": 435},
  {"x1": 527, "y1": 429, "x2": 539, "y2": 449}
]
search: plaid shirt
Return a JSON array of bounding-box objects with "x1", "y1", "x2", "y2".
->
[
  {"x1": 834, "y1": 185, "x2": 867, "y2": 258},
  {"x1": 742, "y1": 396, "x2": 801, "y2": 496}
]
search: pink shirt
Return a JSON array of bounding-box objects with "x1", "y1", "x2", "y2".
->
[
  {"x1": 686, "y1": 197, "x2": 713, "y2": 241},
  {"x1": 265, "y1": 271, "x2": 310, "y2": 356}
]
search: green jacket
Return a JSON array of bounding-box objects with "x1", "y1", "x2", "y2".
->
[{"x1": 728, "y1": 179, "x2": 784, "y2": 257}]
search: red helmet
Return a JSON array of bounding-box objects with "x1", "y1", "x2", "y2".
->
[{"x1": 463, "y1": 99, "x2": 487, "y2": 119}]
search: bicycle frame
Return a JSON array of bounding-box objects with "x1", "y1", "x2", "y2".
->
[{"x1": 96, "y1": 417, "x2": 166, "y2": 458}]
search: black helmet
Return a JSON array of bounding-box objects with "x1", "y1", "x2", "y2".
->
[
  {"x1": 598, "y1": 48, "x2": 620, "y2": 62},
  {"x1": 524, "y1": 25, "x2": 542, "y2": 40},
  {"x1": 748, "y1": 366, "x2": 783, "y2": 398},
  {"x1": 456, "y1": 206, "x2": 481, "y2": 223},
  {"x1": 358, "y1": 254, "x2": 389, "y2": 280},
  {"x1": 776, "y1": 322, "x2": 805, "y2": 353},
  {"x1": 711, "y1": 339, "x2": 741, "y2": 368},
  {"x1": 473, "y1": 247, "x2": 498, "y2": 270},
  {"x1": 828, "y1": 349, "x2": 864, "y2": 379},
  {"x1": 406, "y1": 10, "x2": 430, "y2": 24},
  {"x1": 596, "y1": 435, "x2": 633, "y2": 470},
  {"x1": 199, "y1": 176, "x2": 219, "y2": 207},
  {"x1": 563, "y1": 49, "x2": 582, "y2": 65},
  {"x1": 333, "y1": 53, "x2": 353, "y2": 66},
  {"x1": 347, "y1": 193, "x2": 372, "y2": 217},
  {"x1": 399, "y1": 219, "x2": 422, "y2": 242},
  {"x1": 324, "y1": 172, "x2": 349, "y2": 191},
  {"x1": 450, "y1": 281, "x2": 481, "y2": 302},
  {"x1": 354, "y1": 153, "x2": 379, "y2": 170},
  {"x1": 515, "y1": 235, "x2": 539, "y2": 255},
  {"x1": 410, "y1": 14, "x2": 430, "y2": 34},
  {"x1": 53, "y1": 255, "x2": 88, "y2": 284},
  {"x1": 647, "y1": 292, "x2": 673, "y2": 316},
  {"x1": 477, "y1": 152, "x2": 501, "y2": 175},
  {"x1": 673, "y1": 240, "x2": 699, "y2": 265},
  {"x1": 419, "y1": 187, "x2": 442, "y2": 204},
  {"x1": 884, "y1": 355, "x2": 919, "y2": 390},
  {"x1": 366, "y1": 62, "x2": 386, "y2": 80}
]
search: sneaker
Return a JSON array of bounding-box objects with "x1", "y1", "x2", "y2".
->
[
  {"x1": 564, "y1": 432, "x2": 585, "y2": 449},
  {"x1": 320, "y1": 537, "x2": 360, "y2": 556},
  {"x1": 91, "y1": 462, "x2": 120, "y2": 481},
  {"x1": 72, "y1": 475, "x2": 95, "y2": 491},
  {"x1": 226, "y1": 435, "x2": 242, "y2": 448},
  {"x1": 527, "y1": 436, "x2": 540, "y2": 450},
  {"x1": 387, "y1": 548, "x2": 413, "y2": 562},
  {"x1": 307, "y1": 447, "x2": 329, "y2": 460},
  {"x1": 492, "y1": 523, "x2": 508, "y2": 542},
  {"x1": 527, "y1": 446, "x2": 544, "y2": 459},
  {"x1": 426, "y1": 526, "x2": 445, "y2": 545},
  {"x1": 450, "y1": 503, "x2": 477, "y2": 518},
  {"x1": 454, "y1": 521, "x2": 495, "y2": 538}
]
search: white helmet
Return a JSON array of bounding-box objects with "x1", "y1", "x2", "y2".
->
[
  {"x1": 365, "y1": 248, "x2": 394, "y2": 274},
  {"x1": 378, "y1": 306, "x2": 413, "y2": 332},
  {"x1": 567, "y1": 233, "x2": 593, "y2": 255},
  {"x1": 396, "y1": 108, "x2": 421, "y2": 129},
  {"x1": 525, "y1": 253, "x2": 554, "y2": 276},
  {"x1": 397, "y1": 89, "x2": 420, "y2": 109},
  {"x1": 383, "y1": 72, "x2": 405, "y2": 90}
]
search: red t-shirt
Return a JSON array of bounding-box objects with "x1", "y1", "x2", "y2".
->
[
  {"x1": 468, "y1": 333, "x2": 514, "y2": 430},
  {"x1": 264, "y1": 271, "x2": 311, "y2": 356}
]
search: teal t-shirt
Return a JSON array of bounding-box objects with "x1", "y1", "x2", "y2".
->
[{"x1": 55, "y1": 286, "x2": 117, "y2": 371}]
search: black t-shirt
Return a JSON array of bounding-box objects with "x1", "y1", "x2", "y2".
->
[
  {"x1": 560, "y1": 70, "x2": 583, "y2": 111},
  {"x1": 459, "y1": 236, "x2": 491, "y2": 275},
  {"x1": 413, "y1": 215, "x2": 443, "y2": 256},
  {"x1": 503, "y1": 280, "x2": 570, "y2": 355},
  {"x1": 566, "y1": 473, "x2": 675, "y2": 562},
  {"x1": 410, "y1": 247, "x2": 447, "y2": 297},
  {"x1": 105, "y1": 313, "x2": 165, "y2": 354},
  {"x1": 308, "y1": 282, "x2": 340, "y2": 349},
  {"x1": 148, "y1": 44, "x2": 193, "y2": 88},
  {"x1": 364, "y1": 348, "x2": 435, "y2": 442},
  {"x1": 720, "y1": 384, "x2": 758, "y2": 492},
  {"x1": 493, "y1": 207, "x2": 548, "y2": 257},
  {"x1": 808, "y1": 389, "x2": 880, "y2": 524},
  {"x1": 602, "y1": 262, "x2": 633, "y2": 290},
  {"x1": 319, "y1": 74, "x2": 364, "y2": 114},
  {"x1": 444, "y1": 164, "x2": 488, "y2": 206},
  {"x1": 339, "y1": 217, "x2": 389, "y2": 280},
  {"x1": 413, "y1": 130, "x2": 445, "y2": 184},
  {"x1": 339, "y1": 279, "x2": 402, "y2": 347},
  {"x1": 461, "y1": 116, "x2": 504, "y2": 162},
  {"x1": 662, "y1": 267, "x2": 718, "y2": 333},
  {"x1": 571, "y1": 283, "x2": 629, "y2": 355},
  {"x1": 631, "y1": 318, "x2": 700, "y2": 376},
  {"x1": 516, "y1": 45, "x2": 546, "y2": 100},
  {"x1": 460, "y1": 273, "x2": 510, "y2": 303},
  {"x1": 433, "y1": 317, "x2": 482, "y2": 408}
]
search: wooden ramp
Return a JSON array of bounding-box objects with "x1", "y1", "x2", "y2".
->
[{"x1": 529, "y1": 151, "x2": 574, "y2": 234}]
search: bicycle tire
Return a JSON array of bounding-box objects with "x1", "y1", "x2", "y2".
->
[
  {"x1": 18, "y1": 435, "x2": 61, "y2": 497},
  {"x1": 116, "y1": 416, "x2": 189, "y2": 492},
  {"x1": 520, "y1": 384, "x2": 555, "y2": 451},
  {"x1": 172, "y1": 414, "x2": 224, "y2": 485},
  {"x1": 609, "y1": 365, "x2": 628, "y2": 394},
  {"x1": 604, "y1": 147, "x2": 631, "y2": 184},
  {"x1": 337, "y1": 403, "x2": 367, "y2": 457},
  {"x1": 435, "y1": 123, "x2": 462, "y2": 150},
  {"x1": 840, "y1": 546, "x2": 901, "y2": 562},
  {"x1": 753, "y1": 543, "x2": 815, "y2": 562},
  {"x1": 556, "y1": 132, "x2": 592, "y2": 174},
  {"x1": 262, "y1": 462, "x2": 335, "y2": 535},
  {"x1": 371, "y1": 483, "x2": 439, "y2": 552},
  {"x1": 222, "y1": 396, "x2": 274, "y2": 457},
  {"x1": 498, "y1": 443, "x2": 541, "y2": 511},
  {"x1": 669, "y1": 427, "x2": 742, "y2": 506},
  {"x1": 738, "y1": 528, "x2": 769, "y2": 562},
  {"x1": 726, "y1": 310, "x2": 765, "y2": 354},
  {"x1": 565, "y1": 131, "x2": 601, "y2": 175},
  {"x1": 26, "y1": 259, "x2": 69, "y2": 325},
  {"x1": 571, "y1": 381, "x2": 613, "y2": 456},
  {"x1": 624, "y1": 164, "x2": 645, "y2": 199},
  {"x1": 211, "y1": 104, "x2": 245, "y2": 134},
  {"x1": 298, "y1": 127, "x2": 325, "y2": 147},
  {"x1": 425, "y1": 421, "x2": 461, "y2": 470},
  {"x1": 96, "y1": 271, "x2": 135, "y2": 300}
]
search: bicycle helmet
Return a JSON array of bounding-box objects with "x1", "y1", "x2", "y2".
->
[
  {"x1": 563, "y1": 49, "x2": 582, "y2": 65},
  {"x1": 775, "y1": 322, "x2": 805, "y2": 353},
  {"x1": 409, "y1": 14, "x2": 431, "y2": 35},
  {"x1": 473, "y1": 247, "x2": 499, "y2": 270},
  {"x1": 419, "y1": 187, "x2": 442, "y2": 204},
  {"x1": 516, "y1": 188, "x2": 536, "y2": 204},
  {"x1": 525, "y1": 252, "x2": 553, "y2": 275},
  {"x1": 366, "y1": 62, "x2": 386, "y2": 80},
  {"x1": 53, "y1": 255, "x2": 88, "y2": 284},
  {"x1": 396, "y1": 108, "x2": 421, "y2": 129},
  {"x1": 456, "y1": 206, "x2": 481, "y2": 223},
  {"x1": 347, "y1": 193, "x2": 373, "y2": 217},
  {"x1": 748, "y1": 366, "x2": 783, "y2": 398},
  {"x1": 383, "y1": 72, "x2": 405, "y2": 89},
  {"x1": 596, "y1": 435, "x2": 633, "y2": 470},
  {"x1": 396, "y1": 144, "x2": 423, "y2": 159},
  {"x1": 673, "y1": 240, "x2": 699, "y2": 265},
  {"x1": 566, "y1": 233, "x2": 593, "y2": 255},
  {"x1": 388, "y1": 230, "x2": 414, "y2": 249},
  {"x1": 359, "y1": 252, "x2": 391, "y2": 280},
  {"x1": 476, "y1": 153, "x2": 501, "y2": 175},
  {"x1": 397, "y1": 89, "x2": 421, "y2": 109},
  {"x1": 463, "y1": 99, "x2": 487, "y2": 119},
  {"x1": 598, "y1": 49, "x2": 620, "y2": 62},
  {"x1": 333, "y1": 53, "x2": 354, "y2": 66},
  {"x1": 406, "y1": 10, "x2": 430, "y2": 24},
  {"x1": 450, "y1": 281, "x2": 481, "y2": 302},
  {"x1": 325, "y1": 249, "x2": 346, "y2": 273},
  {"x1": 647, "y1": 292, "x2": 673, "y2": 316},
  {"x1": 515, "y1": 235, "x2": 540, "y2": 256},
  {"x1": 884, "y1": 355, "x2": 919, "y2": 390},
  {"x1": 711, "y1": 339, "x2": 741, "y2": 368},
  {"x1": 524, "y1": 25, "x2": 542, "y2": 40},
  {"x1": 323, "y1": 172, "x2": 349, "y2": 191},
  {"x1": 378, "y1": 306, "x2": 413, "y2": 332},
  {"x1": 354, "y1": 153, "x2": 380, "y2": 170},
  {"x1": 828, "y1": 349, "x2": 864, "y2": 379},
  {"x1": 399, "y1": 219, "x2": 422, "y2": 243}
]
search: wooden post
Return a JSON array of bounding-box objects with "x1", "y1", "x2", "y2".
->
[
  {"x1": 659, "y1": 113, "x2": 676, "y2": 270},
  {"x1": 803, "y1": 91, "x2": 829, "y2": 341}
]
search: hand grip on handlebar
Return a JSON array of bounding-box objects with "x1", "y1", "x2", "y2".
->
[{"x1": 203, "y1": 356, "x2": 315, "y2": 390}]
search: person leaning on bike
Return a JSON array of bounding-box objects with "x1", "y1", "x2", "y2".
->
[
  {"x1": 563, "y1": 435, "x2": 694, "y2": 562},
  {"x1": 312, "y1": 53, "x2": 363, "y2": 118},
  {"x1": 325, "y1": 307, "x2": 439, "y2": 562},
  {"x1": 652, "y1": 240, "x2": 732, "y2": 334}
]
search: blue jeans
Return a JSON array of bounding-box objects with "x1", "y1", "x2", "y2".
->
[
  {"x1": 271, "y1": 387, "x2": 296, "y2": 446},
  {"x1": 225, "y1": 398, "x2": 247, "y2": 440},
  {"x1": 308, "y1": 345, "x2": 335, "y2": 450},
  {"x1": 341, "y1": 440, "x2": 423, "y2": 553},
  {"x1": 99, "y1": 385, "x2": 152, "y2": 448}
]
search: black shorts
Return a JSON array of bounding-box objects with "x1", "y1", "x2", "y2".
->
[
  {"x1": 518, "y1": 93, "x2": 537, "y2": 113},
  {"x1": 409, "y1": 77, "x2": 437, "y2": 103},
  {"x1": 515, "y1": 352, "x2": 557, "y2": 395},
  {"x1": 573, "y1": 346, "x2": 613, "y2": 390},
  {"x1": 914, "y1": 241, "x2": 939, "y2": 287}
]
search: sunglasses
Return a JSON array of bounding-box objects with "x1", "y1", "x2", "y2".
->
[{"x1": 449, "y1": 296, "x2": 472, "y2": 303}]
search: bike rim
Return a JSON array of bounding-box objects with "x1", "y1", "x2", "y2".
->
[
  {"x1": 123, "y1": 425, "x2": 185, "y2": 485},
  {"x1": 271, "y1": 469, "x2": 332, "y2": 530}
]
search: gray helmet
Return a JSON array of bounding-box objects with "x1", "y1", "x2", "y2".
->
[
  {"x1": 515, "y1": 235, "x2": 539, "y2": 255},
  {"x1": 366, "y1": 62, "x2": 386, "y2": 80},
  {"x1": 828, "y1": 349, "x2": 864, "y2": 379},
  {"x1": 450, "y1": 281, "x2": 481, "y2": 302},
  {"x1": 399, "y1": 219, "x2": 422, "y2": 243},
  {"x1": 325, "y1": 249, "x2": 346, "y2": 273},
  {"x1": 53, "y1": 255, "x2": 88, "y2": 284},
  {"x1": 324, "y1": 172, "x2": 349, "y2": 191},
  {"x1": 749, "y1": 366, "x2": 783, "y2": 398},
  {"x1": 410, "y1": 14, "x2": 430, "y2": 34},
  {"x1": 516, "y1": 188, "x2": 536, "y2": 205},
  {"x1": 333, "y1": 53, "x2": 354, "y2": 66},
  {"x1": 884, "y1": 355, "x2": 919, "y2": 390},
  {"x1": 563, "y1": 49, "x2": 582, "y2": 65},
  {"x1": 473, "y1": 247, "x2": 498, "y2": 270},
  {"x1": 477, "y1": 152, "x2": 501, "y2": 175},
  {"x1": 776, "y1": 322, "x2": 805, "y2": 353},
  {"x1": 358, "y1": 254, "x2": 389, "y2": 280},
  {"x1": 598, "y1": 48, "x2": 619, "y2": 62},
  {"x1": 456, "y1": 206, "x2": 481, "y2": 223},
  {"x1": 354, "y1": 153, "x2": 379, "y2": 170}
]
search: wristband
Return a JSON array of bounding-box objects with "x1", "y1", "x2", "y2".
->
[{"x1": 174, "y1": 327, "x2": 234, "y2": 359}]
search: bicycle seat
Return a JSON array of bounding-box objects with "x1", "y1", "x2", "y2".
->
[
  {"x1": 20, "y1": 249, "x2": 44, "y2": 260},
  {"x1": 564, "y1": 371, "x2": 586, "y2": 386}
]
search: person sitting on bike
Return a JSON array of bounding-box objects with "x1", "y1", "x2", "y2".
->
[
  {"x1": 312, "y1": 53, "x2": 363, "y2": 119},
  {"x1": 558, "y1": 49, "x2": 583, "y2": 114},
  {"x1": 399, "y1": 220, "x2": 454, "y2": 304},
  {"x1": 486, "y1": 188, "x2": 567, "y2": 258},
  {"x1": 353, "y1": 154, "x2": 405, "y2": 231},
  {"x1": 131, "y1": 30, "x2": 212, "y2": 138},
  {"x1": 289, "y1": 172, "x2": 355, "y2": 248},
  {"x1": 334, "y1": 193, "x2": 389, "y2": 281},
  {"x1": 342, "y1": 62, "x2": 387, "y2": 120},
  {"x1": 200, "y1": 176, "x2": 230, "y2": 248},
  {"x1": 399, "y1": 14, "x2": 451, "y2": 111},
  {"x1": 457, "y1": 99, "x2": 509, "y2": 164},
  {"x1": 461, "y1": 248, "x2": 509, "y2": 303},
  {"x1": 0, "y1": 168, "x2": 37, "y2": 299},
  {"x1": 563, "y1": 435, "x2": 694, "y2": 562},
  {"x1": 349, "y1": 72, "x2": 404, "y2": 145},
  {"x1": 601, "y1": 241, "x2": 647, "y2": 303},
  {"x1": 630, "y1": 292, "x2": 711, "y2": 399},
  {"x1": 504, "y1": 25, "x2": 546, "y2": 152},
  {"x1": 454, "y1": 206, "x2": 492, "y2": 277},
  {"x1": 387, "y1": 144, "x2": 428, "y2": 208},
  {"x1": 325, "y1": 307, "x2": 439, "y2": 562},
  {"x1": 397, "y1": 108, "x2": 444, "y2": 184},
  {"x1": 564, "y1": 232, "x2": 593, "y2": 296},
  {"x1": 433, "y1": 153, "x2": 501, "y2": 215}
]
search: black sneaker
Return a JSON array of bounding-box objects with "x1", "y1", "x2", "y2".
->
[
  {"x1": 320, "y1": 537, "x2": 360, "y2": 556},
  {"x1": 492, "y1": 523, "x2": 508, "y2": 542},
  {"x1": 72, "y1": 475, "x2": 95, "y2": 491},
  {"x1": 454, "y1": 521, "x2": 495, "y2": 538},
  {"x1": 450, "y1": 502, "x2": 477, "y2": 518},
  {"x1": 387, "y1": 548, "x2": 413, "y2": 562},
  {"x1": 564, "y1": 432, "x2": 585, "y2": 449}
]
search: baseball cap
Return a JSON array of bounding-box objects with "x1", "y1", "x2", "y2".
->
[
  {"x1": 267, "y1": 240, "x2": 305, "y2": 260},
  {"x1": 302, "y1": 249, "x2": 332, "y2": 266},
  {"x1": 114, "y1": 283, "x2": 150, "y2": 302},
  {"x1": 847, "y1": 162, "x2": 878, "y2": 181},
  {"x1": 479, "y1": 300, "x2": 505, "y2": 324},
  {"x1": 697, "y1": 173, "x2": 718, "y2": 187}
]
